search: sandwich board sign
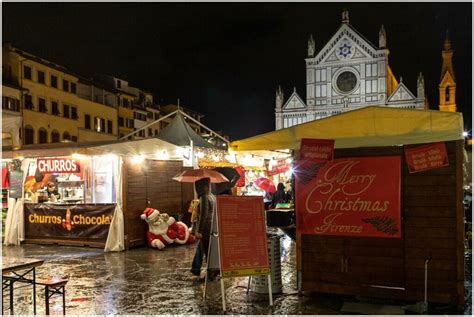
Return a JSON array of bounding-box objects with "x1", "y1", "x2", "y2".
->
[{"x1": 204, "y1": 195, "x2": 273, "y2": 312}]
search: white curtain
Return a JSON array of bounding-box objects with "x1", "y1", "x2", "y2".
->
[
  {"x1": 104, "y1": 156, "x2": 125, "y2": 252},
  {"x1": 4, "y1": 158, "x2": 31, "y2": 245}
]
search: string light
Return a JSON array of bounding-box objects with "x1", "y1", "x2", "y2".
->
[{"x1": 132, "y1": 155, "x2": 145, "y2": 164}]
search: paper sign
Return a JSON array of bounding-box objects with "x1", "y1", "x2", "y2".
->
[
  {"x1": 295, "y1": 156, "x2": 401, "y2": 238},
  {"x1": 267, "y1": 158, "x2": 290, "y2": 176},
  {"x1": 300, "y1": 138, "x2": 335, "y2": 161},
  {"x1": 404, "y1": 142, "x2": 449, "y2": 173},
  {"x1": 216, "y1": 196, "x2": 270, "y2": 277}
]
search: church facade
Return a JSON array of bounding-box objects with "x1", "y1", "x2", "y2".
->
[{"x1": 275, "y1": 10, "x2": 427, "y2": 130}]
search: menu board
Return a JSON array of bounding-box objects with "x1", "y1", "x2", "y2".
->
[{"x1": 216, "y1": 196, "x2": 270, "y2": 278}]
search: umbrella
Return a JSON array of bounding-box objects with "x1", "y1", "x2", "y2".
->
[
  {"x1": 254, "y1": 177, "x2": 276, "y2": 193},
  {"x1": 211, "y1": 167, "x2": 241, "y2": 194},
  {"x1": 172, "y1": 169, "x2": 229, "y2": 183}
]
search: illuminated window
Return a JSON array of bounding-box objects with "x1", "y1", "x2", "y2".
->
[{"x1": 95, "y1": 117, "x2": 104, "y2": 132}]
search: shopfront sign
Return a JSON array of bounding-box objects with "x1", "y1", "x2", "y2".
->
[
  {"x1": 295, "y1": 156, "x2": 401, "y2": 238},
  {"x1": 37, "y1": 158, "x2": 80, "y2": 173},
  {"x1": 404, "y1": 142, "x2": 449, "y2": 173},
  {"x1": 266, "y1": 158, "x2": 290, "y2": 176},
  {"x1": 300, "y1": 138, "x2": 335, "y2": 162},
  {"x1": 216, "y1": 196, "x2": 270, "y2": 277},
  {"x1": 24, "y1": 203, "x2": 115, "y2": 241}
]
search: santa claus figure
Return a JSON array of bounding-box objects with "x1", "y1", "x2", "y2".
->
[{"x1": 141, "y1": 208, "x2": 195, "y2": 250}]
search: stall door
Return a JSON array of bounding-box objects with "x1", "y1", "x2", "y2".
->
[
  {"x1": 301, "y1": 235, "x2": 405, "y2": 296},
  {"x1": 343, "y1": 237, "x2": 406, "y2": 295}
]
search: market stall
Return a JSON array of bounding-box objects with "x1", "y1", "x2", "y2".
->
[
  {"x1": 230, "y1": 106, "x2": 466, "y2": 307},
  {"x1": 3, "y1": 138, "x2": 191, "y2": 251}
]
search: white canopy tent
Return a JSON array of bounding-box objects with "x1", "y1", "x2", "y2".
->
[{"x1": 2, "y1": 138, "x2": 183, "y2": 251}]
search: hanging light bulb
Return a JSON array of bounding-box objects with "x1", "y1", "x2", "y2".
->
[{"x1": 132, "y1": 155, "x2": 145, "y2": 164}]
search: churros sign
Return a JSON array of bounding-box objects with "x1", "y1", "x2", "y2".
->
[
  {"x1": 295, "y1": 156, "x2": 401, "y2": 238},
  {"x1": 37, "y1": 158, "x2": 80, "y2": 173}
]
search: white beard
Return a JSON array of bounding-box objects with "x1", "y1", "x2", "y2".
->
[{"x1": 148, "y1": 220, "x2": 168, "y2": 235}]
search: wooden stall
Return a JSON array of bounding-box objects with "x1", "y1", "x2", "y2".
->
[
  {"x1": 2, "y1": 138, "x2": 192, "y2": 251},
  {"x1": 299, "y1": 140, "x2": 464, "y2": 306},
  {"x1": 230, "y1": 107, "x2": 466, "y2": 307}
]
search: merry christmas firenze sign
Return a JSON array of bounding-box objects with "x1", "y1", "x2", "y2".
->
[{"x1": 295, "y1": 156, "x2": 401, "y2": 238}]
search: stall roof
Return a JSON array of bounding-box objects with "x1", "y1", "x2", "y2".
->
[
  {"x1": 156, "y1": 111, "x2": 215, "y2": 148},
  {"x1": 230, "y1": 106, "x2": 464, "y2": 151},
  {"x1": 2, "y1": 138, "x2": 182, "y2": 160}
]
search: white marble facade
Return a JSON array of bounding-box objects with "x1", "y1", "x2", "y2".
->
[{"x1": 275, "y1": 10, "x2": 425, "y2": 130}]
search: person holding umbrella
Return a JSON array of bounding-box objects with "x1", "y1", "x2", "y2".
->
[
  {"x1": 172, "y1": 169, "x2": 228, "y2": 281},
  {"x1": 191, "y1": 177, "x2": 219, "y2": 280}
]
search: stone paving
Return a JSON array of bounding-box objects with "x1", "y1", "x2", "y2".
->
[{"x1": 1, "y1": 234, "x2": 470, "y2": 315}]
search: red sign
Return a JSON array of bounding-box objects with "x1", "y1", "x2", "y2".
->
[
  {"x1": 216, "y1": 196, "x2": 270, "y2": 277},
  {"x1": 300, "y1": 138, "x2": 335, "y2": 162},
  {"x1": 295, "y1": 156, "x2": 401, "y2": 238},
  {"x1": 404, "y1": 142, "x2": 449, "y2": 173},
  {"x1": 266, "y1": 158, "x2": 290, "y2": 176},
  {"x1": 37, "y1": 158, "x2": 80, "y2": 173}
]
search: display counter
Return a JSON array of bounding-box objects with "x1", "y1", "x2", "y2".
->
[{"x1": 24, "y1": 202, "x2": 116, "y2": 247}]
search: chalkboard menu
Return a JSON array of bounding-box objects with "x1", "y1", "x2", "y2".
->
[{"x1": 216, "y1": 196, "x2": 270, "y2": 278}]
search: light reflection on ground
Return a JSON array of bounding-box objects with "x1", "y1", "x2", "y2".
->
[{"x1": 1, "y1": 232, "x2": 470, "y2": 315}]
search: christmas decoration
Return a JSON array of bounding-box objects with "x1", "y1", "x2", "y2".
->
[{"x1": 141, "y1": 208, "x2": 195, "y2": 250}]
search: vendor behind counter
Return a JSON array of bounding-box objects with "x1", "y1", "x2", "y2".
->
[
  {"x1": 24, "y1": 156, "x2": 115, "y2": 205},
  {"x1": 45, "y1": 182, "x2": 61, "y2": 202}
]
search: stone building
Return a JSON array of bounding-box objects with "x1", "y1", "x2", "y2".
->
[
  {"x1": 438, "y1": 31, "x2": 456, "y2": 112},
  {"x1": 275, "y1": 10, "x2": 426, "y2": 130}
]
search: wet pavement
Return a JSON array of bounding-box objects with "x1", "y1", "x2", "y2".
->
[{"x1": 1, "y1": 233, "x2": 471, "y2": 315}]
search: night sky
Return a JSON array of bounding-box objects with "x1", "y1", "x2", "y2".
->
[{"x1": 3, "y1": 3, "x2": 472, "y2": 140}]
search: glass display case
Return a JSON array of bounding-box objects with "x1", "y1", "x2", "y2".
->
[{"x1": 57, "y1": 180, "x2": 85, "y2": 203}]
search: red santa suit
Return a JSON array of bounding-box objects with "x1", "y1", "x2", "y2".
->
[{"x1": 141, "y1": 208, "x2": 195, "y2": 250}]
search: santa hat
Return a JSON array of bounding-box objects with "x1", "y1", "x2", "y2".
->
[{"x1": 141, "y1": 208, "x2": 160, "y2": 222}]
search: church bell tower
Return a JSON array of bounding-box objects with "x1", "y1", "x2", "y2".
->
[{"x1": 438, "y1": 31, "x2": 456, "y2": 112}]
